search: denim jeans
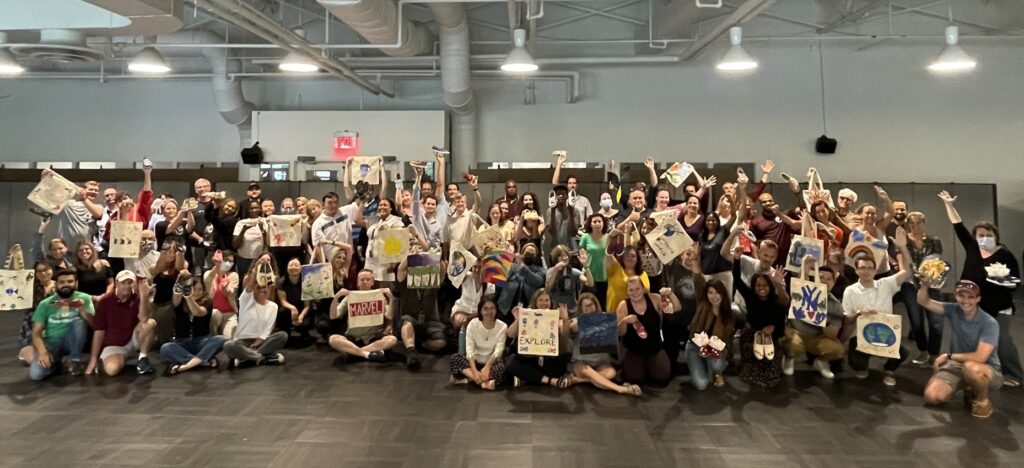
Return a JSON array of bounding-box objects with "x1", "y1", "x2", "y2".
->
[
  {"x1": 685, "y1": 340, "x2": 729, "y2": 390},
  {"x1": 223, "y1": 331, "x2": 288, "y2": 362},
  {"x1": 899, "y1": 282, "x2": 943, "y2": 356},
  {"x1": 160, "y1": 336, "x2": 228, "y2": 365},
  {"x1": 29, "y1": 319, "x2": 87, "y2": 381},
  {"x1": 996, "y1": 313, "x2": 1023, "y2": 383}
]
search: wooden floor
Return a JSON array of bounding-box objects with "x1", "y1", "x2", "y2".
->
[{"x1": 1, "y1": 313, "x2": 1022, "y2": 468}]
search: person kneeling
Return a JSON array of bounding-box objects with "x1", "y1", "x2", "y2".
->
[
  {"x1": 918, "y1": 279, "x2": 1003, "y2": 418},
  {"x1": 327, "y1": 270, "x2": 398, "y2": 363},
  {"x1": 223, "y1": 255, "x2": 287, "y2": 367},
  {"x1": 86, "y1": 271, "x2": 157, "y2": 376},
  {"x1": 449, "y1": 298, "x2": 507, "y2": 390}
]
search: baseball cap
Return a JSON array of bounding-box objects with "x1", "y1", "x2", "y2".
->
[
  {"x1": 955, "y1": 280, "x2": 980, "y2": 298},
  {"x1": 115, "y1": 270, "x2": 137, "y2": 283},
  {"x1": 247, "y1": 182, "x2": 261, "y2": 190}
]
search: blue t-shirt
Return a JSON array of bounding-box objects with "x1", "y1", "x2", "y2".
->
[{"x1": 943, "y1": 303, "x2": 1001, "y2": 372}]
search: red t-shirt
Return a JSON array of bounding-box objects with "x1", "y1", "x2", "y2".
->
[{"x1": 93, "y1": 294, "x2": 140, "y2": 347}]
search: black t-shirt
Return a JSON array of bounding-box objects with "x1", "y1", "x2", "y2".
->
[
  {"x1": 155, "y1": 220, "x2": 191, "y2": 252},
  {"x1": 77, "y1": 265, "x2": 113, "y2": 296},
  {"x1": 277, "y1": 275, "x2": 303, "y2": 310},
  {"x1": 153, "y1": 271, "x2": 178, "y2": 304},
  {"x1": 174, "y1": 298, "x2": 212, "y2": 340}
]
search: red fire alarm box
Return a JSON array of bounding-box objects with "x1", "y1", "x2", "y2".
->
[{"x1": 333, "y1": 130, "x2": 360, "y2": 160}]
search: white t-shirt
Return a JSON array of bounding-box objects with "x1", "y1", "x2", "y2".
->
[
  {"x1": 311, "y1": 203, "x2": 360, "y2": 260},
  {"x1": 234, "y1": 290, "x2": 278, "y2": 340},
  {"x1": 365, "y1": 216, "x2": 405, "y2": 282},
  {"x1": 842, "y1": 275, "x2": 901, "y2": 316},
  {"x1": 232, "y1": 218, "x2": 267, "y2": 259},
  {"x1": 465, "y1": 318, "x2": 508, "y2": 364}
]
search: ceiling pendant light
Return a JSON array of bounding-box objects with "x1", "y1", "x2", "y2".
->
[
  {"x1": 128, "y1": 46, "x2": 170, "y2": 73},
  {"x1": 716, "y1": 26, "x2": 758, "y2": 71},
  {"x1": 501, "y1": 28, "x2": 538, "y2": 73},
  {"x1": 927, "y1": 25, "x2": 976, "y2": 72},
  {"x1": 280, "y1": 29, "x2": 320, "y2": 73},
  {"x1": 0, "y1": 48, "x2": 25, "y2": 75},
  {"x1": 279, "y1": 50, "x2": 320, "y2": 73}
]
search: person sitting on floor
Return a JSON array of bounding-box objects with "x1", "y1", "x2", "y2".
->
[
  {"x1": 223, "y1": 255, "x2": 287, "y2": 368},
  {"x1": 449, "y1": 297, "x2": 508, "y2": 390},
  {"x1": 85, "y1": 271, "x2": 157, "y2": 376},
  {"x1": 565, "y1": 292, "x2": 643, "y2": 396},
  {"x1": 28, "y1": 268, "x2": 93, "y2": 380},
  {"x1": 918, "y1": 279, "x2": 1003, "y2": 419},
  {"x1": 327, "y1": 270, "x2": 398, "y2": 363},
  {"x1": 161, "y1": 275, "x2": 228, "y2": 375}
]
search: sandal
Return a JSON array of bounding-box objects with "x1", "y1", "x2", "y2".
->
[
  {"x1": 167, "y1": 364, "x2": 183, "y2": 376},
  {"x1": 555, "y1": 374, "x2": 573, "y2": 390},
  {"x1": 622, "y1": 383, "x2": 643, "y2": 397}
]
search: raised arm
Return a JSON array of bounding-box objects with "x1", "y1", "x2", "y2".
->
[
  {"x1": 916, "y1": 277, "x2": 945, "y2": 314},
  {"x1": 469, "y1": 175, "x2": 481, "y2": 213},
  {"x1": 891, "y1": 227, "x2": 913, "y2": 284},
  {"x1": 874, "y1": 185, "x2": 895, "y2": 230},
  {"x1": 342, "y1": 162, "x2": 355, "y2": 201},
  {"x1": 938, "y1": 191, "x2": 962, "y2": 225},
  {"x1": 552, "y1": 151, "x2": 566, "y2": 185},
  {"x1": 434, "y1": 150, "x2": 447, "y2": 200},
  {"x1": 644, "y1": 156, "x2": 658, "y2": 187}
]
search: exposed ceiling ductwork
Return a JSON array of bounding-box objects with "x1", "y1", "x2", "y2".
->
[
  {"x1": 0, "y1": 0, "x2": 184, "y2": 35},
  {"x1": 428, "y1": 2, "x2": 477, "y2": 166},
  {"x1": 317, "y1": 0, "x2": 435, "y2": 57}
]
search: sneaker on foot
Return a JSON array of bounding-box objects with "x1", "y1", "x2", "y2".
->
[
  {"x1": 136, "y1": 356, "x2": 155, "y2": 375},
  {"x1": 782, "y1": 356, "x2": 795, "y2": 376},
  {"x1": 882, "y1": 371, "x2": 897, "y2": 386},
  {"x1": 813, "y1": 359, "x2": 835, "y2": 379},
  {"x1": 264, "y1": 353, "x2": 285, "y2": 365},
  {"x1": 449, "y1": 375, "x2": 468, "y2": 385},
  {"x1": 855, "y1": 370, "x2": 870, "y2": 379},
  {"x1": 405, "y1": 352, "x2": 422, "y2": 371},
  {"x1": 367, "y1": 351, "x2": 387, "y2": 363},
  {"x1": 68, "y1": 360, "x2": 84, "y2": 377},
  {"x1": 971, "y1": 399, "x2": 993, "y2": 418},
  {"x1": 911, "y1": 351, "x2": 930, "y2": 366}
]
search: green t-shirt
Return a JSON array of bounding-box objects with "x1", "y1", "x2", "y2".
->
[
  {"x1": 579, "y1": 233, "x2": 608, "y2": 282},
  {"x1": 32, "y1": 292, "x2": 95, "y2": 345}
]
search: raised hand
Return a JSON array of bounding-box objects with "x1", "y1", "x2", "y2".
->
[
  {"x1": 874, "y1": 185, "x2": 890, "y2": 200},
  {"x1": 937, "y1": 190, "x2": 957, "y2": 204},
  {"x1": 893, "y1": 226, "x2": 908, "y2": 248},
  {"x1": 643, "y1": 156, "x2": 655, "y2": 169},
  {"x1": 555, "y1": 150, "x2": 567, "y2": 166},
  {"x1": 761, "y1": 159, "x2": 774, "y2": 174}
]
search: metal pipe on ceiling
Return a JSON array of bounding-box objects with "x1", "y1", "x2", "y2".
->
[
  {"x1": 680, "y1": 0, "x2": 776, "y2": 60},
  {"x1": 194, "y1": 0, "x2": 392, "y2": 96}
]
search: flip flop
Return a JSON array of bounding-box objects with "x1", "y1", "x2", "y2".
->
[
  {"x1": 168, "y1": 364, "x2": 182, "y2": 376},
  {"x1": 622, "y1": 383, "x2": 642, "y2": 397}
]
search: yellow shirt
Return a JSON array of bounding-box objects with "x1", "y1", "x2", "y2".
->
[{"x1": 606, "y1": 260, "x2": 649, "y2": 312}]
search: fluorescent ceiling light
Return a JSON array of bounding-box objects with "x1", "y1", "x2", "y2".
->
[
  {"x1": 717, "y1": 27, "x2": 757, "y2": 71},
  {"x1": 0, "y1": 48, "x2": 25, "y2": 75},
  {"x1": 128, "y1": 47, "x2": 170, "y2": 73},
  {"x1": 501, "y1": 28, "x2": 538, "y2": 73},
  {"x1": 928, "y1": 26, "x2": 976, "y2": 72},
  {"x1": 279, "y1": 50, "x2": 320, "y2": 73}
]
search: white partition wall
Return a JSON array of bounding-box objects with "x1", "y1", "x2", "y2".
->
[{"x1": 251, "y1": 110, "x2": 447, "y2": 163}]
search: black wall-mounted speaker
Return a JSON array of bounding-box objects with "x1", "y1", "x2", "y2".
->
[
  {"x1": 815, "y1": 135, "x2": 837, "y2": 154},
  {"x1": 241, "y1": 142, "x2": 263, "y2": 164}
]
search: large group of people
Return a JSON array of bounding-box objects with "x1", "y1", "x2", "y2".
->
[{"x1": 13, "y1": 151, "x2": 1020, "y2": 419}]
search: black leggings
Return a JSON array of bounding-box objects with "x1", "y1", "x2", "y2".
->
[{"x1": 505, "y1": 354, "x2": 571, "y2": 386}]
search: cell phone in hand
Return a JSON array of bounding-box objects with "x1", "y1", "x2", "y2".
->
[
  {"x1": 737, "y1": 168, "x2": 746, "y2": 176},
  {"x1": 780, "y1": 173, "x2": 792, "y2": 182}
]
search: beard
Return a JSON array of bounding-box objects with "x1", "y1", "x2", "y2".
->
[
  {"x1": 894, "y1": 213, "x2": 907, "y2": 222},
  {"x1": 57, "y1": 286, "x2": 74, "y2": 298}
]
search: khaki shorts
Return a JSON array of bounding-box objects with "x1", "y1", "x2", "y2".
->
[
  {"x1": 99, "y1": 334, "x2": 140, "y2": 360},
  {"x1": 933, "y1": 361, "x2": 1003, "y2": 391}
]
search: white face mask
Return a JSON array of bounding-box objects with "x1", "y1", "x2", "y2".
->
[
  {"x1": 600, "y1": 199, "x2": 613, "y2": 209},
  {"x1": 220, "y1": 261, "x2": 234, "y2": 272},
  {"x1": 977, "y1": 236, "x2": 996, "y2": 251}
]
